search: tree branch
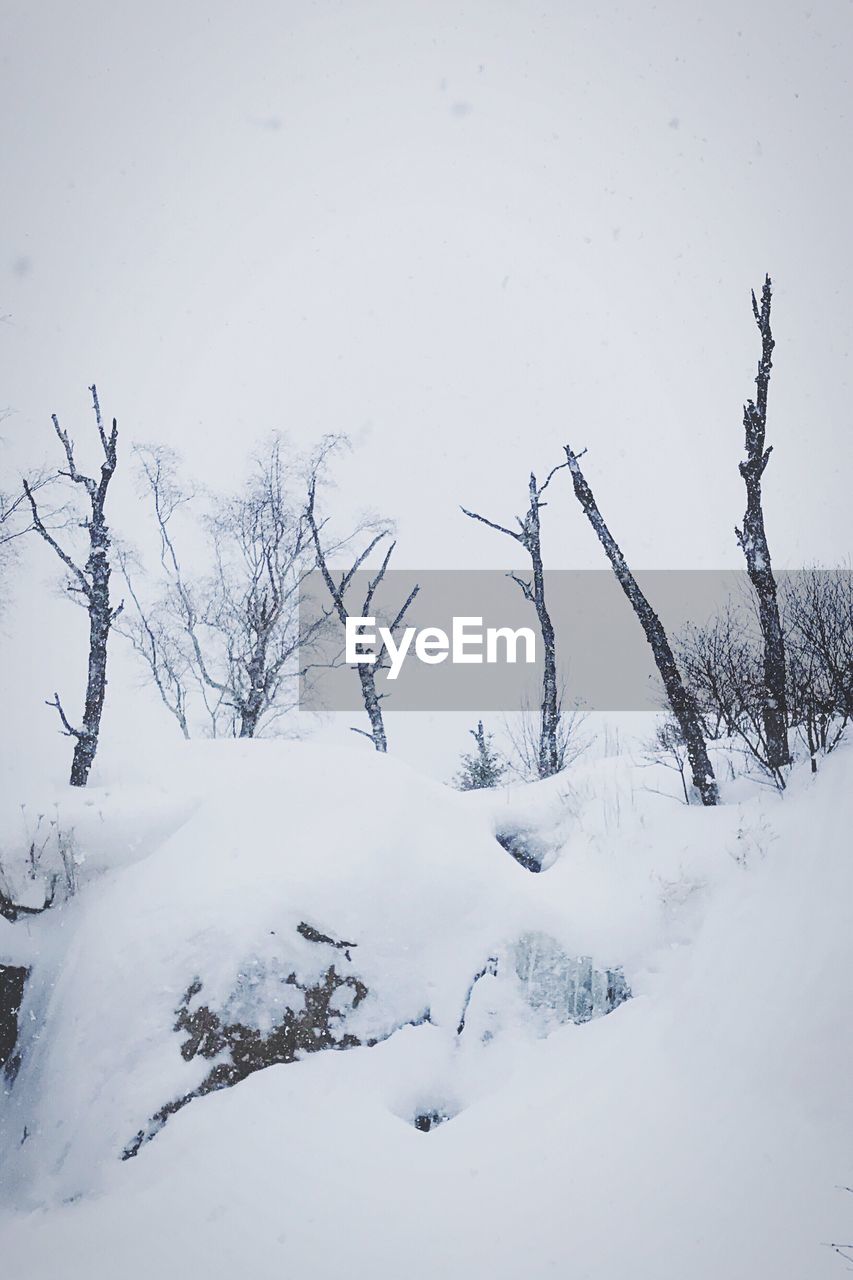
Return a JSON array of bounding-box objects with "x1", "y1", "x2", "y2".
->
[
  {"x1": 46, "y1": 692, "x2": 82, "y2": 739},
  {"x1": 507, "y1": 571, "x2": 534, "y2": 603},
  {"x1": 535, "y1": 460, "x2": 570, "y2": 499},
  {"x1": 23, "y1": 478, "x2": 91, "y2": 595},
  {"x1": 460, "y1": 506, "x2": 523, "y2": 542}
]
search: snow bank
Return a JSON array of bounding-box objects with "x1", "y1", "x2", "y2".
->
[
  {"x1": 0, "y1": 740, "x2": 578, "y2": 1204},
  {"x1": 1, "y1": 739, "x2": 851, "y2": 1279}
]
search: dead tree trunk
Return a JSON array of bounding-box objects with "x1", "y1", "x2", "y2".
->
[
  {"x1": 736, "y1": 275, "x2": 790, "y2": 773},
  {"x1": 306, "y1": 473, "x2": 418, "y2": 752},
  {"x1": 563, "y1": 446, "x2": 719, "y2": 806},
  {"x1": 462, "y1": 467, "x2": 565, "y2": 778},
  {"x1": 24, "y1": 386, "x2": 120, "y2": 786}
]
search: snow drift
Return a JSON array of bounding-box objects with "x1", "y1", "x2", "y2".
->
[{"x1": 1, "y1": 738, "x2": 852, "y2": 1278}]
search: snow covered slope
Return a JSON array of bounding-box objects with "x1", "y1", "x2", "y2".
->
[{"x1": 1, "y1": 739, "x2": 851, "y2": 1278}]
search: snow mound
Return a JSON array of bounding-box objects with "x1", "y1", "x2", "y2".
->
[
  {"x1": 3, "y1": 740, "x2": 852, "y2": 1279},
  {"x1": 0, "y1": 741, "x2": 633, "y2": 1206}
]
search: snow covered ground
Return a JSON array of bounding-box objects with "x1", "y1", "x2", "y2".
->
[{"x1": 1, "y1": 736, "x2": 851, "y2": 1279}]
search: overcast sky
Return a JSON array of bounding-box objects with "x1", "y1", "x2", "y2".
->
[{"x1": 3, "y1": 0, "x2": 852, "y2": 776}]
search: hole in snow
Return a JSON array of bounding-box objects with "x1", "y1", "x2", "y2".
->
[
  {"x1": 412, "y1": 1108, "x2": 453, "y2": 1133},
  {"x1": 494, "y1": 829, "x2": 551, "y2": 873}
]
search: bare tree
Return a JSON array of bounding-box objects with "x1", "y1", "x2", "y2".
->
[
  {"x1": 305, "y1": 447, "x2": 419, "y2": 752},
  {"x1": 563, "y1": 445, "x2": 719, "y2": 806},
  {"x1": 23, "y1": 386, "x2": 120, "y2": 786},
  {"x1": 204, "y1": 440, "x2": 320, "y2": 737},
  {"x1": 0, "y1": 484, "x2": 30, "y2": 605},
  {"x1": 116, "y1": 543, "x2": 192, "y2": 738},
  {"x1": 735, "y1": 275, "x2": 790, "y2": 770},
  {"x1": 125, "y1": 438, "x2": 321, "y2": 738},
  {"x1": 0, "y1": 440, "x2": 48, "y2": 605},
  {"x1": 119, "y1": 445, "x2": 213, "y2": 732},
  {"x1": 823, "y1": 1185, "x2": 853, "y2": 1269},
  {"x1": 0, "y1": 485, "x2": 33, "y2": 551},
  {"x1": 461, "y1": 467, "x2": 567, "y2": 778}
]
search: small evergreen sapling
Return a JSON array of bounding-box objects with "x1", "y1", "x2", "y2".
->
[{"x1": 454, "y1": 721, "x2": 506, "y2": 790}]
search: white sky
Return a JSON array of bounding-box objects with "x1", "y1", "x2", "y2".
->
[{"x1": 2, "y1": 0, "x2": 852, "y2": 775}]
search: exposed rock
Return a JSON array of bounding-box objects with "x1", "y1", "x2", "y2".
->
[
  {"x1": 296, "y1": 920, "x2": 358, "y2": 960},
  {"x1": 0, "y1": 964, "x2": 28, "y2": 1080},
  {"x1": 123, "y1": 919, "x2": 630, "y2": 1161},
  {"x1": 123, "y1": 923, "x2": 367, "y2": 1159},
  {"x1": 456, "y1": 956, "x2": 499, "y2": 1034}
]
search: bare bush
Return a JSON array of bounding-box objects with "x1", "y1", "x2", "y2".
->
[
  {"x1": 782, "y1": 569, "x2": 853, "y2": 770},
  {"x1": 677, "y1": 603, "x2": 781, "y2": 784},
  {"x1": 504, "y1": 692, "x2": 589, "y2": 782},
  {"x1": 0, "y1": 812, "x2": 80, "y2": 921},
  {"x1": 643, "y1": 714, "x2": 693, "y2": 805},
  {"x1": 678, "y1": 569, "x2": 853, "y2": 783}
]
